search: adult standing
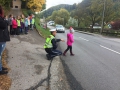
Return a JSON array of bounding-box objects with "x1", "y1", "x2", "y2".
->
[
  {"x1": 4, "y1": 15, "x2": 9, "y2": 30},
  {"x1": 0, "y1": 5, "x2": 10, "y2": 75},
  {"x1": 63, "y1": 27, "x2": 75, "y2": 56}
]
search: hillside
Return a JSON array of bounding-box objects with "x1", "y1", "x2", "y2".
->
[{"x1": 40, "y1": 4, "x2": 77, "y2": 18}]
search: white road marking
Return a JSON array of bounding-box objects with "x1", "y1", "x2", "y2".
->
[
  {"x1": 79, "y1": 37, "x2": 89, "y2": 41},
  {"x1": 100, "y1": 45, "x2": 120, "y2": 55}
]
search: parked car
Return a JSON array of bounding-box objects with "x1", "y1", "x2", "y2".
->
[
  {"x1": 56, "y1": 25, "x2": 65, "y2": 33},
  {"x1": 47, "y1": 21, "x2": 55, "y2": 26}
]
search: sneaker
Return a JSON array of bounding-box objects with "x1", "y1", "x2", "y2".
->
[
  {"x1": 70, "y1": 54, "x2": 75, "y2": 56},
  {"x1": 2, "y1": 67, "x2": 7, "y2": 70},
  {"x1": 0, "y1": 70, "x2": 8, "y2": 75}
]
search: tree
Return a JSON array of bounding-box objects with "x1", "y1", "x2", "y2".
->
[
  {"x1": 39, "y1": 4, "x2": 76, "y2": 18},
  {"x1": 57, "y1": 8, "x2": 70, "y2": 25},
  {"x1": 0, "y1": 0, "x2": 12, "y2": 7},
  {"x1": 66, "y1": 17, "x2": 78, "y2": 27},
  {"x1": 47, "y1": 8, "x2": 70, "y2": 25},
  {"x1": 55, "y1": 17, "x2": 63, "y2": 25},
  {"x1": 22, "y1": 0, "x2": 45, "y2": 12},
  {"x1": 51, "y1": 11, "x2": 58, "y2": 21}
]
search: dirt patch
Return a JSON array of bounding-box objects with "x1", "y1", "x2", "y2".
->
[
  {"x1": 34, "y1": 65, "x2": 43, "y2": 75},
  {"x1": 0, "y1": 50, "x2": 11, "y2": 90}
]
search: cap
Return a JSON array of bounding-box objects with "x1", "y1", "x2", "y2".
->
[{"x1": 50, "y1": 29, "x2": 56, "y2": 32}]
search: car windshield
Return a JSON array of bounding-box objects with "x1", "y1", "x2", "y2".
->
[{"x1": 56, "y1": 25, "x2": 63, "y2": 28}]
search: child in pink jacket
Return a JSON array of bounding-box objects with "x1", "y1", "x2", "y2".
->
[
  {"x1": 63, "y1": 27, "x2": 75, "y2": 56},
  {"x1": 12, "y1": 17, "x2": 18, "y2": 35}
]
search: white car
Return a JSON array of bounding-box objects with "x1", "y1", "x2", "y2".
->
[
  {"x1": 56, "y1": 25, "x2": 65, "y2": 33},
  {"x1": 47, "y1": 21, "x2": 55, "y2": 26}
]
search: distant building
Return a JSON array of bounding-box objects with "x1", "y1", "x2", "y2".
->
[
  {"x1": 109, "y1": 20, "x2": 120, "y2": 30},
  {"x1": 12, "y1": 0, "x2": 21, "y2": 9}
]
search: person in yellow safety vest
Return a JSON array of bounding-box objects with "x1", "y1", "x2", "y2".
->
[
  {"x1": 16, "y1": 16, "x2": 21, "y2": 35},
  {"x1": 44, "y1": 29, "x2": 65, "y2": 60},
  {"x1": 31, "y1": 17, "x2": 35, "y2": 30}
]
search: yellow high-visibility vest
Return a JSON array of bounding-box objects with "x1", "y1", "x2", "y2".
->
[{"x1": 44, "y1": 35, "x2": 55, "y2": 48}]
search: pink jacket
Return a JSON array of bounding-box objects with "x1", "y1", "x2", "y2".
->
[
  {"x1": 67, "y1": 33, "x2": 74, "y2": 46},
  {"x1": 12, "y1": 20, "x2": 18, "y2": 29}
]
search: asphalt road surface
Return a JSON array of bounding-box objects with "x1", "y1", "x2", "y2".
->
[{"x1": 48, "y1": 26, "x2": 120, "y2": 90}]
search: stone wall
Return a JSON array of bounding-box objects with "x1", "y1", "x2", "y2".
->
[{"x1": 12, "y1": 0, "x2": 21, "y2": 9}]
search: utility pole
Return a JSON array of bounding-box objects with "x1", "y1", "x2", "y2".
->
[{"x1": 100, "y1": 0, "x2": 106, "y2": 34}]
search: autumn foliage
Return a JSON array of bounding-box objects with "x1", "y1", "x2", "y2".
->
[
  {"x1": 110, "y1": 20, "x2": 120, "y2": 30},
  {"x1": 22, "y1": 0, "x2": 45, "y2": 12}
]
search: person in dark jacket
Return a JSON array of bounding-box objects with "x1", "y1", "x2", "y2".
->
[
  {"x1": 44, "y1": 29, "x2": 64, "y2": 60},
  {"x1": 0, "y1": 5, "x2": 10, "y2": 75}
]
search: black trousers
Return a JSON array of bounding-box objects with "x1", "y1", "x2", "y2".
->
[
  {"x1": 45, "y1": 48, "x2": 62, "y2": 58},
  {"x1": 17, "y1": 26, "x2": 20, "y2": 35},
  {"x1": 13, "y1": 28, "x2": 18, "y2": 35},
  {"x1": 64, "y1": 45, "x2": 73, "y2": 54},
  {"x1": 10, "y1": 25, "x2": 13, "y2": 35}
]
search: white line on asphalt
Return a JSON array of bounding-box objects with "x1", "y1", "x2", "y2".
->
[
  {"x1": 79, "y1": 37, "x2": 89, "y2": 41},
  {"x1": 100, "y1": 45, "x2": 120, "y2": 55}
]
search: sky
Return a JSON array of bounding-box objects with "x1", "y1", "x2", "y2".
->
[{"x1": 46, "y1": 0, "x2": 82, "y2": 9}]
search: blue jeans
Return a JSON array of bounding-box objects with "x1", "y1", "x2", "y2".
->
[
  {"x1": 25, "y1": 27, "x2": 28, "y2": 33},
  {"x1": 0, "y1": 42, "x2": 6, "y2": 71}
]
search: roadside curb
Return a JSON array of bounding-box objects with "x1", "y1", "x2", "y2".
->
[
  {"x1": 35, "y1": 28, "x2": 70, "y2": 90},
  {"x1": 50, "y1": 57, "x2": 71, "y2": 90},
  {"x1": 75, "y1": 30, "x2": 102, "y2": 37}
]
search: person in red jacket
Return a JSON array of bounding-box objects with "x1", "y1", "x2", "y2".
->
[{"x1": 12, "y1": 17, "x2": 18, "y2": 36}]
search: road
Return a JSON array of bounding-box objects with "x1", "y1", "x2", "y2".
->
[{"x1": 48, "y1": 26, "x2": 120, "y2": 90}]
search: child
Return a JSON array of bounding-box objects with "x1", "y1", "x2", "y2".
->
[
  {"x1": 20, "y1": 18, "x2": 24, "y2": 34},
  {"x1": 31, "y1": 16, "x2": 35, "y2": 30},
  {"x1": 27, "y1": 16, "x2": 30, "y2": 31},
  {"x1": 63, "y1": 27, "x2": 75, "y2": 56},
  {"x1": 16, "y1": 16, "x2": 21, "y2": 35},
  {"x1": 12, "y1": 17, "x2": 18, "y2": 36},
  {"x1": 24, "y1": 17, "x2": 28, "y2": 34}
]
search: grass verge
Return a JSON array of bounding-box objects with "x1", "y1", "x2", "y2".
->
[
  {"x1": 35, "y1": 17, "x2": 50, "y2": 38},
  {"x1": 0, "y1": 49, "x2": 11, "y2": 90}
]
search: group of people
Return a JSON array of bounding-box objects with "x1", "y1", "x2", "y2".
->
[
  {"x1": 44, "y1": 26, "x2": 75, "y2": 60},
  {"x1": 8, "y1": 13, "x2": 35, "y2": 35},
  {"x1": 0, "y1": 5, "x2": 36, "y2": 75}
]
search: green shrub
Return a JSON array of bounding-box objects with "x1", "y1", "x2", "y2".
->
[
  {"x1": 35, "y1": 17, "x2": 50, "y2": 38},
  {"x1": 66, "y1": 17, "x2": 78, "y2": 27}
]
